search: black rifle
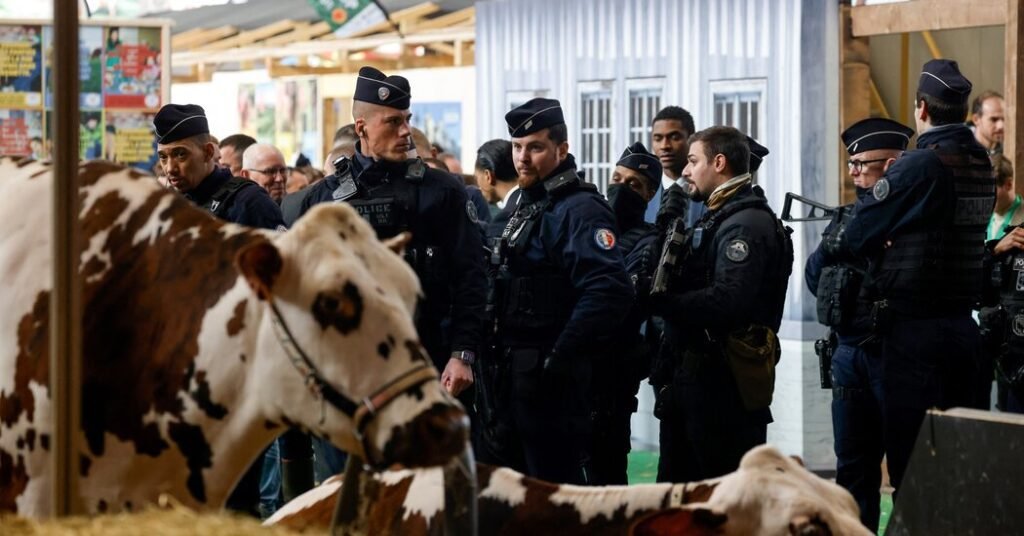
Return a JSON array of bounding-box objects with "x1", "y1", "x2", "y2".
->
[
  {"x1": 781, "y1": 192, "x2": 841, "y2": 222},
  {"x1": 650, "y1": 216, "x2": 689, "y2": 295}
]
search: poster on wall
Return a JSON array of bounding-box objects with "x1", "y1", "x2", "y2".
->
[
  {"x1": 0, "y1": 109, "x2": 44, "y2": 157},
  {"x1": 238, "y1": 82, "x2": 276, "y2": 143},
  {"x1": 274, "y1": 79, "x2": 318, "y2": 166},
  {"x1": 238, "y1": 79, "x2": 320, "y2": 166},
  {"x1": 103, "y1": 26, "x2": 161, "y2": 109},
  {"x1": 42, "y1": 26, "x2": 104, "y2": 109},
  {"x1": 105, "y1": 110, "x2": 157, "y2": 172},
  {"x1": 410, "y1": 102, "x2": 462, "y2": 159},
  {"x1": 0, "y1": 25, "x2": 43, "y2": 109}
]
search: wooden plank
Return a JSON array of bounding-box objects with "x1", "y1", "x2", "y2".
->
[
  {"x1": 1007, "y1": 0, "x2": 1024, "y2": 196},
  {"x1": 173, "y1": 26, "x2": 238, "y2": 50},
  {"x1": 196, "y1": 19, "x2": 297, "y2": 51},
  {"x1": 899, "y1": 33, "x2": 910, "y2": 124},
  {"x1": 319, "y1": 1, "x2": 441, "y2": 40},
  {"x1": 869, "y1": 78, "x2": 891, "y2": 118},
  {"x1": 920, "y1": 30, "x2": 943, "y2": 59},
  {"x1": 51, "y1": 0, "x2": 84, "y2": 517},
  {"x1": 840, "y1": 4, "x2": 872, "y2": 204},
  {"x1": 263, "y1": 22, "x2": 331, "y2": 46},
  {"x1": 409, "y1": 6, "x2": 475, "y2": 32},
  {"x1": 851, "y1": 0, "x2": 1006, "y2": 36}
]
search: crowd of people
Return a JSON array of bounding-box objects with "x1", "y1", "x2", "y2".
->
[{"x1": 148, "y1": 59, "x2": 1019, "y2": 532}]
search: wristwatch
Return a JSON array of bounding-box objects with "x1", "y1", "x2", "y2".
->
[{"x1": 451, "y1": 350, "x2": 476, "y2": 365}]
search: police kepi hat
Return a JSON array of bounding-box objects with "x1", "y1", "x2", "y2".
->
[
  {"x1": 747, "y1": 136, "x2": 769, "y2": 173},
  {"x1": 506, "y1": 97, "x2": 565, "y2": 138},
  {"x1": 354, "y1": 66, "x2": 411, "y2": 109},
  {"x1": 153, "y1": 103, "x2": 209, "y2": 144},
  {"x1": 615, "y1": 141, "x2": 661, "y2": 189},
  {"x1": 841, "y1": 118, "x2": 914, "y2": 155},
  {"x1": 918, "y1": 59, "x2": 972, "y2": 105}
]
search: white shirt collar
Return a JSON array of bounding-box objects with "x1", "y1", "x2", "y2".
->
[
  {"x1": 497, "y1": 185, "x2": 520, "y2": 209},
  {"x1": 661, "y1": 173, "x2": 684, "y2": 191}
]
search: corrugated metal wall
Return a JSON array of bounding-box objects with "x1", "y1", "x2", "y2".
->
[{"x1": 476, "y1": 0, "x2": 840, "y2": 468}]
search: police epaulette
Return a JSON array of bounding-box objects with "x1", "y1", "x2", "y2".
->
[
  {"x1": 332, "y1": 155, "x2": 352, "y2": 175},
  {"x1": 543, "y1": 169, "x2": 580, "y2": 195},
  {"x1": 405, "y1": 158, "x2": 426, "y2": 183}
]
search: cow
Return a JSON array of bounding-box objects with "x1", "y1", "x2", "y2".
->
[
  {"x1": 267, "y1": 445, "x2": 873, "y2": 536},
  {"x1": 0, "y1": 157, "x2": 468, "y2": 516}
]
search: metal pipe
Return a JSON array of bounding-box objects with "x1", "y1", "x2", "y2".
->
[{"x1": 50, "y1": 0, "x2": 83, "y2": 517}]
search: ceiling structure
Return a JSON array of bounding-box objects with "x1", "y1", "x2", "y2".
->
[{"x1": 160, "y1": 0, "x2": 477, "y2": 83}]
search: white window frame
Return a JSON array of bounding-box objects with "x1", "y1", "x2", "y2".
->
[
  {"x1": 578, "y1": 80, "x2": 615, "y2": 194},
  {"x1": 625, "y1": 77, "x2": 665, "y2": 149},
  {"x1": 710, "y1": 78, "x2": 768, "y2": 181}
]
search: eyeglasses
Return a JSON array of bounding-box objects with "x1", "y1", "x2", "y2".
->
[
  {"x1": 846, "y1": 158, "x2": 888, "y2": 172},
  {"x1": 248, "y1": 166, "x2": 290, "y2": 177}
]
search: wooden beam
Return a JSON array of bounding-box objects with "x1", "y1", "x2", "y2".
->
[
  {"x1": 851, "y1": 0, "x2": 1006, "y2": 36},
  {"x1": 409, "y1": 6, "x2": 475, "y2": 32},
  {"x1": 172, "y1": 25, "x2": 238, "y2": 50},
  {"x1": 319, "y1": 1, "x2": 441, "y2": 40},
  {"x1": 170, "y1": 27, "x2": 208, "y2": 47},
  {"x1": 869, "y1": 78, "x2": 891, "y2": 119},
  {"x1": 427, "y1": 42, "x2": 456, "y2": 56},
  {"x1": 899, "y1": 33, "x2": 910, "y2": 124},
  {"x1": 920, "y1": 30, "x2": 943, "y2": 59},
  {"x1": 1007, "y1": 0, "x2": 1024, "y2": 196},
  {"x1": 196, "y1": 19, "x2": 297, "y2": 51},
  {"x1": 840, "y1": 4, "x2": 872, "y2": 204},
  {"x1": 263, "y1": 22, "x2": 330, "y2": 46}
]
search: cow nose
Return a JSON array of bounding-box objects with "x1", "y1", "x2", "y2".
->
[{"x1": 384, "y1": 403, "x2": 469, "y2": 468}]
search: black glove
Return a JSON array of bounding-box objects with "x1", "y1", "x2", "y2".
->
[
  {"x1": 653, "y1": 384, "x2": 674, "y2": 420},
  {"x1": 821, "y1": 220, "x2": 847, "y2": 258},
  {"x1": 656, "y1": 184, "x2": 689, "y2": 229},
  {"x1": 541, "y1": 351, "x2": 574, "y2": 391}
]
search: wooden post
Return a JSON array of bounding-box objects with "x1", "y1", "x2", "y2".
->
[
  {"x1": 51, "y1": 0, "x2": 84, "y2": 517},
  {"x1": 840, "y1": 4, "x2": 872, "y2": 204},
  {"x1": 1007, "y1": 0, "x2": 1024, "y2": 195},
  {"x1": 900, "y1": 33, "x2": 910, "y2": 125}
]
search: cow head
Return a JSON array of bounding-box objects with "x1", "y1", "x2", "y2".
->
[{"x1": 238, "y1": 203, "x2": 467, "y2": 468}]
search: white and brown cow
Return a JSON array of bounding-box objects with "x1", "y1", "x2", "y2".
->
[
  {"x1": 0, "y1": 157, "x2": 467, "y2": 516},
  {"x1": 268, "y1": 445, "x2": 873, "y2": 536}
]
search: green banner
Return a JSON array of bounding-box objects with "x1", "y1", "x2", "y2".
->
[{"x1": 307, "y1": 0, "x2": 374, "y2": 31}]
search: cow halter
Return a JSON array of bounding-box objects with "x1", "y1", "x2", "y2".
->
[{"x1": 265, "y1": 298, "x2": 438, "y2": 467}]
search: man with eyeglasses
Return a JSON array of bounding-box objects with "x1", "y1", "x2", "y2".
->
[
  {"x1": 804, "y1": 117, "x2": 912, "y2": 532},
  {"x1": 823, "y1": 60, "x2": 995, "y2": 529},
  {"x1": 241, "y1": 143, "x2": 288, "y2": 204},
  {"x1": 152, "y1": 105, "x2": 284, "y2": 517}
]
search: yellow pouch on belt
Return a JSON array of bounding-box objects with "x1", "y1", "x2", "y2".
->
[{"x1": 724, "y1": 325, "x2": 781, "y2": 411}]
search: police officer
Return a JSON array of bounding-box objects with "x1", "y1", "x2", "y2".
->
[
  {"x1": 153, "y1": 104, "x2": 285, "y2": 517},
  {"x1": 648, "y1": 126, "x2": 792, "y2": 482},
  {"x1": 154, "y1": 104, "x2": 285, "y2": 230},
  {"x1": 805, "y1": 117, "x2": 912, "y2": 532},
  {"x1": 589, "y1": 142, "x2": 662, "y2": 485},
  {"x1": 825, "y1": 59, "x2": 994, "y2": 498},
  {"x1": 984, "y1": 225, "x2": 1024, "y2": 414},
  {"x1": 493, "y1": 98, "x2": 633, "y2": 484},
  {"x1": 298, "y1": 67, "x2": 486, "y2": 395}
]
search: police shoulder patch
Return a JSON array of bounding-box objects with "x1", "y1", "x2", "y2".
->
[
  {"x1": 872, "y1": 178, "x2": 890, "y2": 201},
  {"x1": 594, "y1": 228, "x2": 616, "y2": 250},
  {"x1": 725, "y1": 239, "x2": 749, "y2": 262},
  {"x1": 466, "y1": 200, "x2": 480, "y2": 224}
]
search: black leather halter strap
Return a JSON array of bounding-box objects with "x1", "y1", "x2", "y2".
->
[{"x1": 267, "y1": 299, "x2": 438, "y2": 465}]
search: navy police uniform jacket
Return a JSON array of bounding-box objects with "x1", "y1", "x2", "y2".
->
[
  {"x1": 841, "y1": 123, "x2": 994, "y2": 312},
  {"x1": 298, "y1": 147, "x2": 487, "y2": 363},
  {"x1": 500, "y1": 155, "x2": 634, "y2": 356},
  {"x1": 185, "y1": 165, "x2": 285, "y2": 230}
]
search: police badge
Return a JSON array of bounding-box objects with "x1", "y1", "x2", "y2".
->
[
  {"x1": 725, "y1": 239, "x2": 750, "y2": 262},
  {"x1": 466, "y1": 200, "x2": 480, "y2": 224},
  {"x1": 873, "y1": 178, "x2": 890, "y2": 201},
  {"x1": 378, "y1": 86, "x2": 390, "y2": 101}
]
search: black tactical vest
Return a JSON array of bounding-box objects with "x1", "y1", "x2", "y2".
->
[
  {"x1": 202, "y1": 176, "x2": 255, "y2": 220},
  {"x1": 494, "y1": 170, "x2": 588, "y2": 344},
  {"x1": 330, "y1": 157, "x2": 425, "y2": 239},
  {"x1": 815, "y1": 206, "x2": 872, "y2": 333},
  {"x1": 678, "y1": 187, "x2": 793, "y2": 336},
  {"x1": 873, "y1": 146, "x2": 994, "y2": 314},
  {"x1": 986, "y1": 249, "x2": 1024, "y2": 388}
]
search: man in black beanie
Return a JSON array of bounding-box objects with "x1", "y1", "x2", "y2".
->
[{"x1": 154, "y1": 103, "x2": 283, "y2": 230}]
